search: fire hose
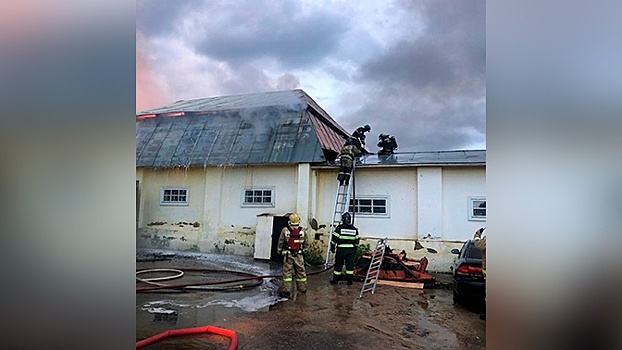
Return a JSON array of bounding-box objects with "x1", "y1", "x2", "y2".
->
[
  {"x1": 136, "y1": 325, "x2": 238, "y2": 349},
  {"x1": 136, "y1": 265, "x2": 334, "y2": 292}
]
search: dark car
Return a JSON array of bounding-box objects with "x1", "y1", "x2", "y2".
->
[{"x1": 451, "y1": 240, "x2": 485, "y2": 304}]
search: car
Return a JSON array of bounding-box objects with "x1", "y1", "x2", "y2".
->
[{"x1": 451, "y1": 239, "x2": 485, "y2": 305}]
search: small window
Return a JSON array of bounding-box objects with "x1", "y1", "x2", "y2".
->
[
  {"x1": 349, "y1": 196, "x2": 389, "y2": 217},
  {"x1": 468, "y1": 197, "x2": 486, "y2": 221},
  {"x1": 160, "y1": 186, "x2": 189, "y2": 206},
  {"x1": 242, "y1": 187, "x2": 274, "y2": 207}
]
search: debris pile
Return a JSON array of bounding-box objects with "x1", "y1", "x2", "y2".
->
[{"x1": 353, "y1": 247, "x2": 436, "y2": 288}]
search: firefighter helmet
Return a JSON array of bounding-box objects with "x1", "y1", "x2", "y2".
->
[
  {"x1": 289, "y1": 213, "x2": 300, "y2": 226},
  {"x1": 341, "y1": 212, "x2": 352, "y2": 225},
  {"x1": 364, "y1": 124, "x2": 371, "y2": 131}
]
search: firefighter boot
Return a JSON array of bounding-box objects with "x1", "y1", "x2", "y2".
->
[
  {"x1": 330, "y1": 273, "x2": 341, "y2": 284},
  {"x1": 346, "y1": 274, "x2": 353, "y2": 285}
]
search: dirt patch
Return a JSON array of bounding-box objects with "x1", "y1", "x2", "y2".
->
[{"x1": 136, "y1": 250, "x2": 485, "y2": 349}]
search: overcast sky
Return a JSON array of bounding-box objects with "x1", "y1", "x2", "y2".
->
[{"x1": 137, "y1": 0, "x2": 485, "y2": 152}]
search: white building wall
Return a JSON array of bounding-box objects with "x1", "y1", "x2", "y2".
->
[
  {"x1": 417, "y1": 167, "x2": 443, "y2": 239},
  {"x1": 136, "y1": 163, "x2": 485, "y2": 272},
  {"x1": 137, "y1": 165, "x2": 300, "y2": 254},
  {"x1": 295, "y1": 163, "x2": 311, "y2": 230},
  {"x1": 441, "y1": 167, "x2": 487, "y2": 241},
  {"x1": 313, "y1": 167, "x2": 417, "y2": 239},
  {"x1": 139, "y1": 168, "x2": 206, "y2": 226},
  {"x1": 311, "y1": 164, "x2": 486, "y2": 273},
  {"x1": 203, "y1": 165, "x2": 298, "y2": 229}
]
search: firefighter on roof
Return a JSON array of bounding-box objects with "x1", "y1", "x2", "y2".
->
[
  {"x1": 277, "y1": 213, "x2": 308, "y2": 298},
  {"x1": 377, "y1": 134, "x2": 398, "y2": 155},
  {"x1": 330, "y1": 212, "x2": 360, "y2": 285},
  {"x1": 351, "y1": 124, "x2": 374, "y2": 155}
]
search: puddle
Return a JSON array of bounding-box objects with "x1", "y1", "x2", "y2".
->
[{"x1": 136, "y1": 249, "x2": 282, "y2": 342}]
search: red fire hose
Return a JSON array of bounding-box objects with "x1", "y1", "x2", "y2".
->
[{"x1": 136, "y1": 325, "x2": 238, "y2": 349}]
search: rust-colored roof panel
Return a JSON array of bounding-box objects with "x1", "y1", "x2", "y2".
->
[{"x1": 308, "y1": 111, "x2": 346, "y2": 154}]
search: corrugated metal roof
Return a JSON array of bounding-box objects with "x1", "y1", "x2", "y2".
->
[
  {"x1": 136, "y1": 90, "x2": 348, "y2": 167},
  {"x1": 323, "y1": 149, "x2": 486, "y2": 167}
]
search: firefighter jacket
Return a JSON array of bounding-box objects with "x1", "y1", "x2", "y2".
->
[
  {"x1": 278, "y1": 225, "x2": 308, "y2": 256},
  {"x1": 339, "y1": 145, "x2": 356, "y2": 167},
  {"x1": 331, "y1": 223, "x2": 360, "y2": 250},
  {"x1": 378, "y1": 136, "x2": 398, "y2": 154}
]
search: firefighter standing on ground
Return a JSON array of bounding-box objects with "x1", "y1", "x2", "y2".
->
[
  {"x1": 330, "y1": 212, "x2": 360, "y2": 285},
  {"x1": 277, "y1": 213, "x2": 308, "y2": 297}
]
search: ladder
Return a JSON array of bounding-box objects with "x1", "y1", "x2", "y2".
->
[
  {"x1": 358, "y1": 237, "x2": 388, "y2": 298},
  {"x1": 324, "y1": 161, "x2": 355, "y2": 266}
]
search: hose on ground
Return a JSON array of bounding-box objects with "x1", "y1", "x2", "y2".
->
[{"x1": 136, "y1": 264, "x2": 334, "y2": 293}]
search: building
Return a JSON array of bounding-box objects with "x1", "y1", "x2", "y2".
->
[{"x1": 136, "y1": 89, "x2": 485, "y2": 272}]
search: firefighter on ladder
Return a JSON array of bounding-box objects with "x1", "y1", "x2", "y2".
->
[
  {"x1": 277, "y1": 213, "x2": 308, "y2": 298},
  {"x1": 330, "y1": 212, "x2": 360, "y2": 285}
]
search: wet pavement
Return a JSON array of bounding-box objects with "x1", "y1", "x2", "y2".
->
[{"x1": 136, "y1": 249, "x2": 485, "y2": 349}]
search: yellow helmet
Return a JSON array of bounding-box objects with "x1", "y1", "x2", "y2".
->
[{"x1": 289, "y1": 213, "x2": 300, "y2": 226}]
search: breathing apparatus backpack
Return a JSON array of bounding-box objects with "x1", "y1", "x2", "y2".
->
[{"x1": 285, "y1": 226, "x2": 304, "y2": 256}]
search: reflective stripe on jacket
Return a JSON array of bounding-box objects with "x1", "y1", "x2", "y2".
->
[{"x1": 332, "y1": 224, "x2": 359, "y2": 248}]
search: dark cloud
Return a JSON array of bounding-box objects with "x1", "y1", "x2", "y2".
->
[
  {"x1": 136, "y1": 0, "x2": 486, "y2": 151},
  {"x1": 193, "y1": 2, "x2": 349, "y2": 68},
  {"x1": 136, "y1": 0, "x2": 191, "y2": 36},
  {"x1": 360, "y1": 0, "x2": 484, "y2": 89},
  {"x1": 347, "y1": 0, "x2": 486, "y2": 151},
  {"x1": 341, "y1": 85, "x2": 485, "y2": 152}
]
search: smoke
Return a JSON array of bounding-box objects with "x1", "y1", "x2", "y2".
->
[
  {"x1": 277, "y1": 73, "x2": 301, "y2": 90},
  {"x1": 136, "y1": 33, "x2": 167, "y2": 113}
]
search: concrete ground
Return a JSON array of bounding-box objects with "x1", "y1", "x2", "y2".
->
[{"x1": 136, "y1": 249, "x2": 485, "y2": 349}]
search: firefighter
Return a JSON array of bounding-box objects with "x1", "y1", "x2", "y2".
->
[
  {"x1": 277, "y1": 213, "x2": 308, "y2": 298},
  {"x1": 330, "y1": 212, "x2": 360, "y2": 285},
  {"x1": 351, "y1": 125, "x2": 374, "y2": 155},
  {"x1": 337, "y1": 141, "x2": 359, "y2": 186},
  {"x1": 377, "y1": 134, "x2": 398, "y2": 155},
  {"x1": 352, "y1": 124, "x2": 371, "y2": 146}
]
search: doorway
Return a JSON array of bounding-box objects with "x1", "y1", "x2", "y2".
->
[{"x1": 270, "y1": 215, "x2": 290, "y2": 261}]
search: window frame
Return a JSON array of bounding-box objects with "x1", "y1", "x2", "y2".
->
[
  {"x1": 348, "y1": 195, "x2": 390, "y2": 217},
  {"x1": 468, "y1": 196, "x2": 486, "y2": 221},
  {"x1": 160, "y1": 186, "x2": 189, "y2": 206},
  {"x1": 241, "y1": 187, "x2": 275, "y2": 208}
]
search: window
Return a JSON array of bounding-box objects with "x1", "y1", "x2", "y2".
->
[
  {"x1": 160, "y1": 186, "x2": 189, "y2": 206},
  {"x1": 349, "y1": 196, "x2": 389, "y2": 217},
  {"x1": 242, "y1": 187, "x2": 274, "y2": 207},
  {"x1": 468, "y1": 197, "x2": 486, "y2": 221}
]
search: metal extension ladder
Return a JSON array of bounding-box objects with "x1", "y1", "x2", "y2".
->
[
  {"x1": 324, "y1": 161, "x2": 355, "y2": 266},
  {"x1": 358, "y1": 237, "x2": 388, "y2": 298}
]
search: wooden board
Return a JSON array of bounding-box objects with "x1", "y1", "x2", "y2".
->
[{"x1": 376, "y1": 280, "x2": 425, "y2": 289}]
